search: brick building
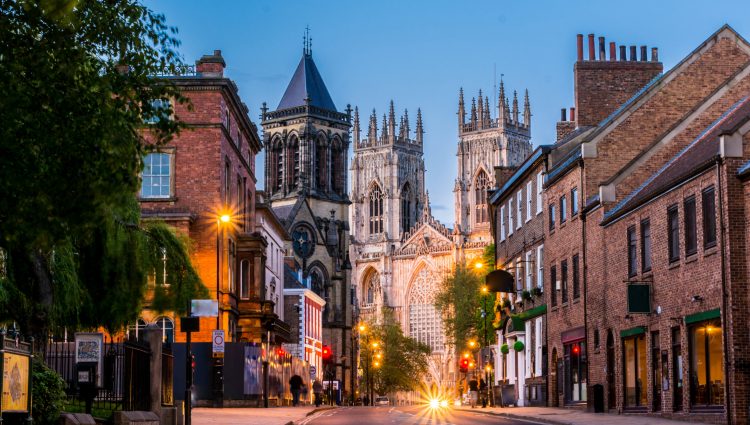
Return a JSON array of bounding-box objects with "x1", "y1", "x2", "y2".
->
[
  {"x1": 138, "y1": 50, "x2": 288, "y2": 345},
  {"x1": 489, "y1": 146, "x2": 551, "y2": 406},
  {"x1": 537, "y1": 26, "x2": 750, "y2": 424}
]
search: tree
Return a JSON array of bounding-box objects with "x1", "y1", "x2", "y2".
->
[
  {"x1": 435, "y1": 244, "x2": 497, "y2": 352},
  {"x1": 0, "y1": 0, "x2": 206, "y2": 336},
  {"x1": 362, "y1": 309, "x2": 430, "y2": 395}
]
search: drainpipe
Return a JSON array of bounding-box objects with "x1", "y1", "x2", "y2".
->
[
  {"x1": 716, "y1": 158, "x2": 731, "y2": 424},
  {"x1": 579, "y1": 159, "x2": 591, "y2": 407}
]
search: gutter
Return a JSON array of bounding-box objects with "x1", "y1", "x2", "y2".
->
[{"x1": 716, "y1": 158, "x2": 732, "y2": 424}]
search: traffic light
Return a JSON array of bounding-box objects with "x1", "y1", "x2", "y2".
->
[
  {"x1": 459, "y1": 358, "x2": 469, "y2": 373},
  {"x1": 190, "y1": 354, "x2": 197, "y2": 381},
  {"x1": 322, "y1": 345, "x2": 332, "y2": 364}
]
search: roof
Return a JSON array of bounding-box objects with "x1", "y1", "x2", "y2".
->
[
  {"x1": 489, "y1": 145, "x2": 551, "y2": 205},
  {"x1": 284, "y1": 264, "x2": 305, "y2": 289},
  {"x1": 277, "y1": 53, "x2": 337, "y2": 111},
  {"x1": 603, "y1": 96, "x2": 750, "y2": 223},
  {"x1": 272, "y1": 204, "x2": 295, "y2": 223}
]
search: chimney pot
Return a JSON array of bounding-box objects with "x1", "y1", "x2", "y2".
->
[
  {"x1": 598, "y1": 36, "x2": 605, "y2": 61},
  {"x1": 588, "y1": 34, "x2": 595, "y2": 61},
  {"x1": 214, "y1": 50, "x2": 222, "y2": 56},
  {"x1": 629, "y1": 45, "x2": 637, "y2": 61},
  {"x1": 570, "y1": 107, "x2": 576, "y2": 123},
  {"x1": 609, "y1": 42, "x2": 616, "y2": 61},
  {"x1": 577, "y1": 34, "x2": 584, "y2": 61},
  {"x1": 620, "y1": 45, "x2": 627, "y2": 61},
  {"x1": 640, "y1": 46, "x2": 647, "y2": 62},
  {"x1": 561, "y1": 108, "x2": 567, "y2": 121},
  {"x1": 651, "y1": 47, "x2": 659, "y2": 62}
]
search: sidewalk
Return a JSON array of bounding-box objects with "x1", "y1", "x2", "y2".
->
[
  {"x1": 457, "y1": 406, "x2": 709, "y2": 425},
  {"x1": 192, "y1": 406, "x2": 336, "y2": 425}
]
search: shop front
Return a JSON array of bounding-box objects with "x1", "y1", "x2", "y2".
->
[{"x1": 560, "y1": 327, "x2": 587, "y2": 405}]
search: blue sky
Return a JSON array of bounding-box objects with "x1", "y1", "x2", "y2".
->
[{"x1": 144, "y1": 0, "x2": 748, "y2": 224}]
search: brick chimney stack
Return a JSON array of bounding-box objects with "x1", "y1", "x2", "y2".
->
[{"x1": 196, "y1": 50, "x2": 226, "y2": 77}]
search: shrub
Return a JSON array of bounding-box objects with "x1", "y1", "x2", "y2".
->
[
  {"x1": 500, "y1": 344, "x2": 509, "y2": 354},
  {"x1": 531, "y1": 287, "x2": 543, "y2": 298},
  {"x1": 513, "y1": 341, "x2": 525, "y2": 352},
  {"x1": 32, "y1": 358, "x2": 67, "y2": 425}
]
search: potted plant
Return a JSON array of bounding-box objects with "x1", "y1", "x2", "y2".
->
[
  {"x1": 513, "y1": 340, "x2": 525, "y2": 352},
  {"x1": 531, "y1": 287, "x2": 543, "y2": 298},
  {"x1": 522, "y1": 290, "x2": 532, "y2": 302},
  {"x1": 500, "y1": 343, "x2": 510, "y2": 355}
]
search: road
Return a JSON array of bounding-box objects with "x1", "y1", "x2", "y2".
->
[{"x1": 300, "y1": 405, "x2": 543, "y2": 425}]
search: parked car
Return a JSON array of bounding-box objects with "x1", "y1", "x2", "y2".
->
[{"x1": 374, "y1": 396, "x2": 389, "y2": 406}]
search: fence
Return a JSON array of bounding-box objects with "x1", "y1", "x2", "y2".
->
[{"x1": 43, "y1": 336, "x2": 174, "y2": 417}]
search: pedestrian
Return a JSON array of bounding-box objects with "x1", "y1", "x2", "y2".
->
[
  {"x1": 289, "y1": 374, "x2": 304, "y2": 406},
  {"x1": 479, "y1": 378, "x2": 487, "y2": 408},
  {"x1": 313, "y1": 379, "x2": 323, "y2": 407},
  {"x1": 468, "y1": 377, "x2": 479, "y2": 408},
  {"x1": 363, "y1": 395, "x2": 369, "y2": 406}
]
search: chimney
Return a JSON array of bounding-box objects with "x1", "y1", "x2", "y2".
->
[
  {"x1": 570, "y1": 107, "x2": 576, "y2": 122},
  {"x1": 651, "y1": 47, "x2": 659, "y2": 62},
  {"x1": 609, "y1": 42, "x2": 616, "y2": 61},
  {"x1": 196, "y1": 49, "x2": 226, "y2": 77},
  {"x1": 629, "y1": 46, "x2": 637, "y2": 61},
  {"x1": 561, "y1": 108, "x2": 567, "y2": 121},
  {"x1": 588, "y1": 34, "x2": 595, "y2": 61},
  {"x1": 640, "y1": 46, "x2": 647, "y2": 62},
  {"x1": 598, "y1": 36, "x2": 605, "y2": 61},
  {"x1": 620, "y1": 45, "x2": 627, "y2": 61},
  {"x1": 494, "y1": 166, "x2": 517, "y2": 189},
  {"x1": 577, "y1": 34, "x2": 584, "y2": 61}
]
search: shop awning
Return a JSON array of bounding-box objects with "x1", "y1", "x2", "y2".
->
[
  {"x1": 485, "y1": 269, "x2": 515, "y2": 293},
  {"x1": 620, "y1": 326, "x2": 646, "y2": 338},
  {"x1": 684, "y1": 308, "x2": 721, "y2": 325}
]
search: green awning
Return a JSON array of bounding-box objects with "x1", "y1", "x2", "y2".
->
[
  {"x1": 508, "y1": 315, "x2": 525, "y2": 333},
  {"x1": 685, "y1": 308, "x2": 721, "y2": 325},
  {"x1": 620, "y1": 326, "x2": 646, "y2": 338},
  {"x1": 516, "y1": 304, "x2": 547, "y2": 321}
]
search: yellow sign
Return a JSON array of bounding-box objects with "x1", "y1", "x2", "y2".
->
[{"x1": 2, "y1": 352, "x2": 29, "y2": 412}]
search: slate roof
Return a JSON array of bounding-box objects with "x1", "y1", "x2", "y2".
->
[
  {"x1": 277, "y1": 53, "x2": 337, "y2": 111},
  {"x1": 272, "y1": 204, "x2": 295, "y2": 223},
  {"x1": 284, "y1": 264, "x2": 306, "y2": 289},
  {"x1": 603, "y1": 96, "x2": 750, "y2": 223}
]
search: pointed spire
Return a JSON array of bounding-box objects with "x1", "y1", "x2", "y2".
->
[
  {"x1": 388, "y1": 100, "x2": 396, "y2": 144},
  {"x1": 368, "y1": 108, "x2": 377, "y2": 143},
  {"x1": 477, "y1": 90, "x2": 484, "y2": 130},
  {"x1": 421, "y1": 190, "x2": 432, "y2": 220},
  {"x1": 381, "y1": 113, "x2": 388, "y2": 144},
  {"x1": 484, "y1": 96, "x2": 491, "y2": 127},
  {"x1": 498, "y1": 77, "x2": 506, "y2": 113},
  {"x1": 353, "y1": 106, "x2": 360, "y2": 146},
  {"x1": 403, "y1": 109, "x2": 410, "y2": 141},
  {"x1": 458, "y1": 88, "x2": 466, "y2": 132},
  {"x1": 416, "y1": 108, "x2": 424, "y2": 144},
  {"x1": 505, "y1": 96, "x2": 511, "y2": 123},
  {"x1": 470, "y1": 98, "x2": 477, "y2": 127},
  {"x1": 512, "y1": 90, "x2": 519, "y2": 124},
  {"x1": 523, "y1": 89, "x2": 531, "y2": 127}
]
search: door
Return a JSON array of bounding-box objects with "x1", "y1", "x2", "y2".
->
[{"x1": 607, "y1": 331, "x2": 615, "y2": 409}]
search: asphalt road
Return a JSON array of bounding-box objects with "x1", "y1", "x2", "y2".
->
[{"x1": 300, "y1": 405, "x2": 543, "y2": 425}]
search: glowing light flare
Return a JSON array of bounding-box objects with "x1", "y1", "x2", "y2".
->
[
  {"x1": 220, "y1": 214, "x2": 231, "y2": 223},
  {"x1": 468, "y1": 340, "x2": 476, "y2": 348},
  {"x1": 474, "y1": 262, "x2": 484, "y2": 270}
]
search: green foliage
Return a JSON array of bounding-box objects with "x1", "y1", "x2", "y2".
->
[
  {"x1": 32, "y1": 357, "x2": 67, "y2": 425},
  {"x1": 0, "y1": 0, "x2": 202, "y2": 335},
  {"x1": 522, "y1": 290, "x2": 532, "y2": 301},
  {"x1": 435, "y1": 261, "x2": 496, "y2": 351},
  {"x1": 500, "y1": 344, "x2": 509, "y2": 354},
  {"x1": 361, "y1": 309, "x2": 430, "y2": 395},
  {"x1": 513, "y1": 340, "x2": 525, "y2": 352},
  {"x1": 531, "y1": 287, "x2": 543, "y2": 298}
]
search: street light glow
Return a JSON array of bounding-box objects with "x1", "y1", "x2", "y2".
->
[
  {"x1": 474, "y1": 262, "x2": 483, "y2": 270},
  {"x1": 482, "y1": 286, "x2": 488, "y2": 293},
  {"x1": 463, "y1": 352, "x2": 470, "y2": 359},
  {"x1": 220, "y1": 214, "x2": 231, "y2": 223},
  {"x1": 468, "y1": 340, "x2": 476, "y2": 348},
  {"x1": 372, "y1": 341, "x2": 379, "y2": 349},
  {"x1": 358, "y1": 324, "x2": 366, "y2": 332}
]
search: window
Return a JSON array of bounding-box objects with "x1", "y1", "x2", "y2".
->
[
  {"x1": 128, "y1": 319, "x2": 147, "y2": 341},
  {"x1": 224, "y1": 161, "x2": 230, "y2": 205},
  {"x1": 550, "y1": 265, "x2": 557, "y2": 307},
  {"x1": 549, "y1": 204, "x2": 556, "y2": 231},
  {"x1": 369, "y1": 184, "x2": 384, "y2": 235},
  {"x1": 564, "y1": 341, "x2": 587, "y2": 402},
  {"x1": 668, "y1": 205, "x2": 680, "y2": 263},
  {"x1": 689, "y1": 319, "x2": 723, "y2": 406},
  {"x1": 702, "y1": 187, "x2": 716, "y2": 248},
  {"x1": 641, "y1": 219, "x2": 651, "y2": 272},
  {"x1": 684, "y1": 196, "x2": 697, "y2": 256},
  {"x1": 408, "y1": 268, "x2": 444, "y2": 353},
  {"x1": 228, "y1": 238, "x2": 236, "y2": 293},
  {"x1": 536, "y1": 171, "x2": 543, "y2": 214},
  {"x1": 652, "y1": 332, "x2": 662, "y2": 411},
  {"x1": 516, "y1": 190, "x2": 523, "y2": 229},
  {"x1": 571, "y1": 188, "x2": 579, "y2": 216},
  {"x1": 536, "y1": 245, "x2": 544, "y2": 291},
  {"x1": 525, "y1": 251, "x2": 533, "y2": 290},
  {"x1": 560, "y1": 195, "x2": 567, "y2": 223},
  {"x1": 143, "y1": 98, "x2": 171, "y2": 124},
  {"x1": 155, "y1": 317, "x2": 175, "y2": 343},
  {"x1": 572, "y1": 254, "x2": 580, "y2": 299},
  {"x1": 623, "y1": 333, "x2": 647, "y2": 407},
  {"x1": 474, "y1": 170, "x2": 491, "y2": 224},
  {"x1": 141, "y1": 153, "x2": 171, "y2": 198},
  {"x1": 500, "y1": 206, "x2": 506, "y2": 241},
  {"x1": 627, "y1": 225, "x2": 637, "y2": 277},
  {"x1": 561, "y1": 259, "x2": 568, "y2": 303},
  {"x1": 526, "y1": 181, "x2": 533, "y2": 222},
  {"x1": 508, "y1": 199, "x2": 514, "y2": 236},
  {"x1": 240, "y1": 259, "x2": 251, "y2": 299},
  {"x1": 401, "y1": 183, "x2": 413, "y2": 233},
  {"x1": 315, "y1": 136, "x2": 328, "y2": 191}
]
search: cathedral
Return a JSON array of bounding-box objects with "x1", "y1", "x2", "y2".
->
[{"x1": 349, "y1": 83, "x2": 532, "y2": 390}]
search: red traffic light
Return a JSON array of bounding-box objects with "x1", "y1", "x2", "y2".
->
[
  {"x1": 276, "y1": 348, "x2": 286, "y2": 357},
  {"x1": 459, "y1": 357, "x2": 470, "y2": 373},
  {"x1": 322, "y1": 345, "x2": 332, "y2": 361}
]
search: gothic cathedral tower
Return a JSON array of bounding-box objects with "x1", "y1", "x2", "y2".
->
[
  {"x1": 349, "y1": 101, "x2": 426, "y2": 322},
  {"x1": 454, "y1": 81, "x2": 533, "y2": 244},
  {"x1": 261, "y1": 41, "x2": 354, "y2": 394}
]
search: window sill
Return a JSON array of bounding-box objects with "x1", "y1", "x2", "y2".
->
[
  {"x1": 641, "y1": 270, "x2": 653, "y2": 278},
  {"x1": 668, "y1": 260, "x2": 680, "y2": 270},
  {"x1": 703, "y1": 246, "x2": 718, "y2": 257},
  {"x1": 685, "y1": 253, "x2": 698, "y2": 264},
  {"x1": 140, "y1": 196, "x2": 177, "y2": 203},
  {"x1": 572, "y1": 298, "x2": 581, "y2": 305}
]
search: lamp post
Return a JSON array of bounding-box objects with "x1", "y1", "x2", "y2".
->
[{"x1": 214, "y1": 213, "x2": 230, "y2": 408}]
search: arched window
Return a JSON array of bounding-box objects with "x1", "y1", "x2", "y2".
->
[
  {"x1": 408, "y1": 268, "x2": 443, "y2": 354},
  {"x1": 128, "y1": 319, "x2": 147, "y2": 341},
  {"x1": 155, "y1": 316, "x2": 174, "y2": 343},
  {"x1": 369, "y1": 184, "x2": 384, "y2": 235},
  {"x1": 331, "y1": 139, "x2": 343, "y2": 195},
  {"x1": 287, "y1": 136, "x2": 300, "y2": 189},
  {"x1": 401, "y1": 183, "x2": 412, "y2": 233},
  {"x1": 273, "y1": 139, "x2": 284, "y2": 192},
  {"x1": 362, "y1": 270, "x2": 380, "y2": 307},
  {"x1": 315, "y1": 135, "x2": 328, "y2": 192},
  {"x1": 310, "y1": 267, "x2": 326, "y2": 298},
  {"x1": 474, "y1": 170, "x2": 491, "y2": 224}
]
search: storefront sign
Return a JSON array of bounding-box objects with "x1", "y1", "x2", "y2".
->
[{"x1": 1, "y1": 352, "x2": 29, "y2": 412}]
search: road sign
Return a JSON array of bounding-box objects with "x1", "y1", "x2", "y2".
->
[
  {"x1": 310, "y1": 366, "x2": 316, "y2": 378},
  {"x1": 212, "y1": 330, "x2": 225, "y2": 358}
]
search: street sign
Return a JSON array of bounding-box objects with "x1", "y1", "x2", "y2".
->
[
  {"x1": 191, "y1": 300, "x2": 218, "y2": 317},
  {"x1": 322, "y1": 380, "x2": 339, "y2": 390},
  {"x1": 212, "y1": 330, "x2": 225, "y2": 358},
  {"x1": 310, "y1": 366, "x2": 316, "y2": 378}
]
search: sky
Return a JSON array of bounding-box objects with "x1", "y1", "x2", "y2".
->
[{"x1": 143, "y1": 0, "x2": 748, "y2": 224}]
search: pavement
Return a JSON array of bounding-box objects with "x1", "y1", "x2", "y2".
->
[
  {"x1": 192, "y1": 406, "x2": 336, "y2": 425},
  {"x1": 298, "y1": 405, "x2": 542, "y2": 424},
  {"x1": 455, "y1": 406, "x2": 710, "y2": 425}
]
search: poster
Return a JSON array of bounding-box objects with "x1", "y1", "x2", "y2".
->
[
  {"x1": 2, "y1": 352, "x2": 29, "y2": 412},
  {"x1": 75, "y1": 333, "x2": 104, "y2": 386},
  {"x1": 244, "y1": 345, "x2": 262, "y2": 395}
]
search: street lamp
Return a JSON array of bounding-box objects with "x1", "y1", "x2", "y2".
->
[{"x1": 214, "y1": 212, "x2": 231, "y2": 408}]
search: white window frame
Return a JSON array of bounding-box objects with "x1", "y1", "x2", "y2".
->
[
  {"x1": 525, "y1": 321, "x2": 532, "y2": 379},
  {"x1": 525, "y1": 250, "x2": 533, "y2": 290},
  {"x1": 526, "y1": 181, "x2": 533, "y2": 222},
  {"x1": 536, "y1": 245, "x2": 544, "y2": 290},
  {"x1": 508, "y1": 199, "x2": 514, "y2": 236},
  {"x1": 572, "y1": 187, "x2": 579, "y2": 216},
  {"x1": 500, "y1": 205, "x2": 506, "y2": 241},
  {"x1": 141, "y1": 152, "x2": 173, "y2": 199},
  {"x1": 516, "y1": 190, "x2": 523, "y2": 230},
  {"x1": 536, "y1": 171, "x2": 544, "y2": 215},
  {"x1": 535, "y1": 317, "x2": 543, "y2": 375}
]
